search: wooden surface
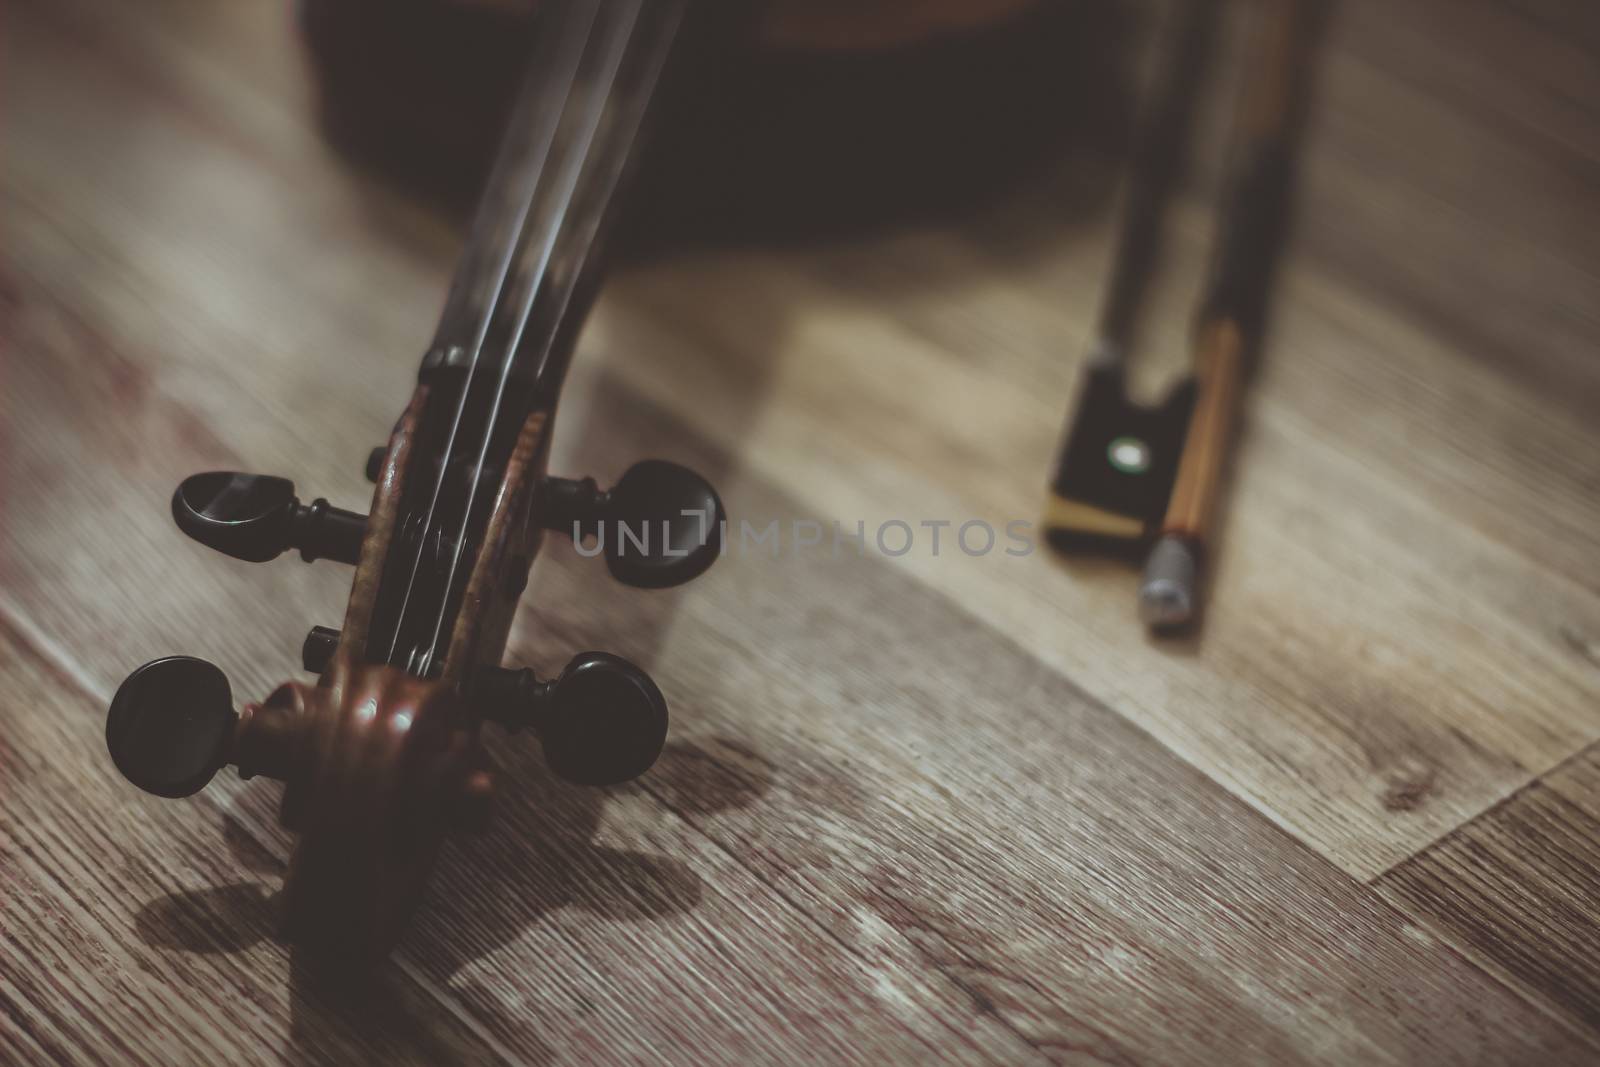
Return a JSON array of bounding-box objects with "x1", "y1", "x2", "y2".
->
[{"x1": 3, "y1": 0, "x2": 1599, "y2": 1063}]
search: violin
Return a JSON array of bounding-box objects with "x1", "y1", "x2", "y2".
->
[{"x1": 103, "y1": 0, "x2": 1037, "y2": 961}]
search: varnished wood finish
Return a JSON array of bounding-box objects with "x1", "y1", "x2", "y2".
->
[
  {"x1": 4, "y1": 0, "x2": 1600, "y2": 1061},
  {"x1": 443, "y1": 410, "x2": 550, "y2": 687},
  {"x1": 1160, "y1": 319, "x2": 1243, "y2": 538},
  {"x1": 278, "y1": 656, "x2": 480, "y2": 961},
  {"x1": 1375, "y1": 746, "x2": 1600, "y2": 1036},
  {"x1": 1159, "y1": 0, "x2": 1316, "y2": 548},
  {"x1": 340, "y1": 386, "x2": 429, "y2": 654}
]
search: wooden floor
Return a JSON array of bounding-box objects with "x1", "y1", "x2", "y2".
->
[{"x1": 4, "y1": 0, "x2": 1599, "y2": 1063}]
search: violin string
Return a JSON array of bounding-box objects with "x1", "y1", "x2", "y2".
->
[
  {"x1": 494, "y1": 2, "x2": 682, "y2": 398},
  {"x1": 419, "y1": 0, "x2": 649, "y2": 670},
  {"x1": 382, "y1": 0, "x2": 603, "y2": 668}
]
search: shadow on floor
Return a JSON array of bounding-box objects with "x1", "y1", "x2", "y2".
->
[{"x1": 134, "y1": 0, "x2": 1145, "y2": 1057}]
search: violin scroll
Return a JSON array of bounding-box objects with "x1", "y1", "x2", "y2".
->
[
  {"x1": 104, "y1": 0, "x2": 731, "y2": 960},
  {"x1": 106, "y1": 641, "x2": 674, "y2": 957}
]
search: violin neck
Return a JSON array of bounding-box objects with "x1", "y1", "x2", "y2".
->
[
  {"x1": 365, "y1": 0, "x2": 685, "y2": 679},
  {"x1": 421, "y1": 0, "x2": 685, "y2": 398}
]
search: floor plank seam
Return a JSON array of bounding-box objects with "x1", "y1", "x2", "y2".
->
[
  {"x1": 34, "y1": 0, "x2": 1594, "y2": 907},
  {"x1": 1368, "y1": 745, "x2": 1600, "y2": 1055},
  {"x1": 8, "y1": 365, "x2": 1589, "y2": 1063},
  {"x1": 389, "y1": 957, "x2": 523, "y2": 1067},
  {"x1": 1365, "y1": 737, "x2": 1600, "y2": 885},
  {"x1": 617, "y1": 294, "x2": 1600, "y2": 894},
  {"x1": 11, "y1": 5, "x2": 1600, "y2": 1057}
]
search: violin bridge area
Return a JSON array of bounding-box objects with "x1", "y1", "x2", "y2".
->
[{"x1": 3, "y1": 0, "x2": 1599, "y2": 1063}]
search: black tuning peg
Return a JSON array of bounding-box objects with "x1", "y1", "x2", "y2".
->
[
  {"x1": 302, "y1": 626, "x2": 341, "y2": 674},
  {"x1": 478, "y1": 652, "x2": 668, "y2": 787},
  {"x1": 172, "y1": 471, "x2": 367, "y2": 564},
  {"x1": 106, "y1": 657, "x2": 238, "y2": 799},
  {"x1": 540, "y1": 460, "x2": 723, "y2": 589}
]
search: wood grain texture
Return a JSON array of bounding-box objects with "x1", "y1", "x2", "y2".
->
[
  {"x1": 592, "y1": 0, "x2": 1600, "y2": 875},
  {"x1": 4, "y1": 0, "x2": 1600, "y2": 1062},
  {"x1": 1376, "y1": 744, "x2": 1600, "y2": 1037},
  {"x1": 0, "y1": 622, "x2": 503, "y2": 1066},
  {"x1": 491, "y1": 377, "x2": 1600, "y2": 1065}
]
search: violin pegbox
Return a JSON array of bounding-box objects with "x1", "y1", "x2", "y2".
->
[
  {"x1": 99, "y1": 0, "x2": 721, "y2": 959},
  {"x1": 109, "y1": 456, "x2": 722, "y2": 806},
  {"x1": 105, "y1": 441, "x2": 724, "y2": 964},
  {"x1": 468, "y1": 455, "x2": 722, "y2": 785}
]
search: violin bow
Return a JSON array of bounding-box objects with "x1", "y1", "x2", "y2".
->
[
  {"x1": 1140, "y1": 0, "x2": 1326, "y2": 627},
  {"x1": 1046, "y1": 0, "x2": 1326, "y2": 629},
  {"x1": 1043, "y1": 0, "x2": 1217, "y2": 544},
  {"x1": 104, "y1": 0, "x2": 724, "y2": 959}
]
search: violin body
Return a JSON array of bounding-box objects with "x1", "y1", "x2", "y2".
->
[{"x1": 106, "y1": 0, "x2": 1035, "y2": 961}]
